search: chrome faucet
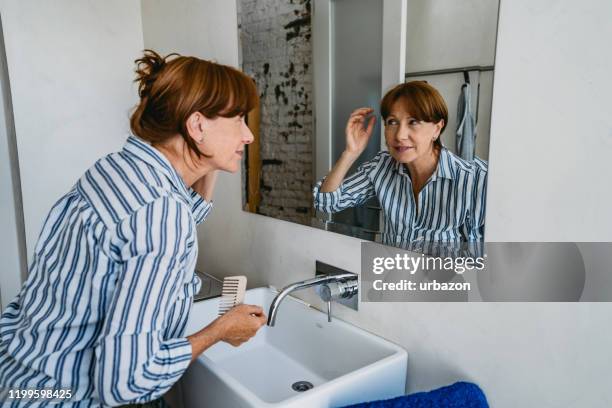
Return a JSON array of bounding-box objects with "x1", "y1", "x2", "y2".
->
[{"x1": 267, "y1": 272, "x2": 358, "y2": 326}]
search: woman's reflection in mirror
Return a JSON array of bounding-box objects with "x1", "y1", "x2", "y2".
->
[{"x1": 313, "y1": 81, "x2": 487, "y2": 248}]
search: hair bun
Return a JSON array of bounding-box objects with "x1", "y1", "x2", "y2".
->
[{"x1": 134, "y1": 49, "x2": 178, "y2": 98}]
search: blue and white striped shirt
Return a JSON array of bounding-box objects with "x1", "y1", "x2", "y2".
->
[
  {"x1": 0, "y1": 135, "x2": 212, "y2": 407},
  {"x1": 313, "y1": 147, "x2": 487, "y2": 246}
]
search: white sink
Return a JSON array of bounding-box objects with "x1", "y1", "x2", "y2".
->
[{"x1": 171, "y1": 287, "x2": 407, "y2": 408}]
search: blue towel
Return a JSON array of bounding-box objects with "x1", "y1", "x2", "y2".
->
[{"x1": 341, "y1": 382, "x2": 489, "y2": 408}]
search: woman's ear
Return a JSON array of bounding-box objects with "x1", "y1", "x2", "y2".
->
[
  {"x1": 433, "y1": 119, "x2": 445, "y2": 140},
  {"x1": 186, "y1": 111, "x2": 206, "y2": 144}
]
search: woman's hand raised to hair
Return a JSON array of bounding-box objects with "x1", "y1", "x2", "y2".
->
[
  {"x1": 191, "y1": 170, "x2": 218, "y2": 202},
  {"x1": 319, "y1": 107, "x2": 376, "y2": 193},
  {"x1": 344, "y1": 107, "x2": 377, "y2": 159}
]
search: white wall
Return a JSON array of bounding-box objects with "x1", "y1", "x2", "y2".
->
[
  {"x1": 141, "y1": 0, "x2": 238, "y2": 65},
  {"x1": 485, "y1": 0, "x2": 612, "y2": 241},
  {"x1": 0, "y1": 0, "x2": 144, "y2": 279},
  {"x1": 147, "y1": 1, "x2": 612, "y2": 407},
  {"x1": 404, "y1": 0, "x2": 498, "y2": 73}
]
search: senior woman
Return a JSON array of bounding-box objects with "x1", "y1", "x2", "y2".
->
[
  {"x1": 0, "y1": 50, "x2": 266, "y2": 407},
  {"x1": 314, "y1": 81, "x2": 487, "y2": 247}
]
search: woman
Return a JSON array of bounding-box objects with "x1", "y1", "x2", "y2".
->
[
  {"x1": 0, "y1": 50, "x2": 266, "y2": 407},
  {"x1": 313, "y1": 81, "x2": 487, "y2": 247}
]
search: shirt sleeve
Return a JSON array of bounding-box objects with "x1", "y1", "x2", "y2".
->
[
  {"x1": 312, "y1": 155, "x2": 379, "y2": 213},
  {"x1": 188, "y1": 187, "x2": 213, "y2": 225},
  {"x1": 466, "y1": 158, "x2": 488, "y2": 242},
  {"x1": 93, "y1": 197, "x2": 194, "y2": 406}
]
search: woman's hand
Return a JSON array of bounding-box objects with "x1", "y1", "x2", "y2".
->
[
  {"x1": 187, "y1": 304, "x2": 266, "y2": 360},
  {"x1": 210, "y1": 304, "x2": 267, "y2": 347},
  {"x1": 345, "y1": 107, "x2": 376, "y2": 158},
  {"x1": 191, "y1": 170, "x2": 218, "y2": 202},
  {"x1": 319, "y1": 108, "x2": 376, "y2": 193}
]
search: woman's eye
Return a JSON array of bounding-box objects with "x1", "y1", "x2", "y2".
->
[
  {"x1": 409, "y1": 119, "x2": 420, "y2": 126},
  {"x1": 386, "y1": 119, "x2": 398, "y2": 126}
]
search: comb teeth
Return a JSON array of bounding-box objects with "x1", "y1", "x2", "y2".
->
[{"x1": 218, "y1": 276, "x2": 247, "y2": 315}]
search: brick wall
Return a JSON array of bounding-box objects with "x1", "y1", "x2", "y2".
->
[{"x1": 238, "y1": 0, "x2": 314, "y2": 225}]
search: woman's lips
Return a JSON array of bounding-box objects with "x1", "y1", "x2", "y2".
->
[
  {"x1": 236, "y1": 150, "x2": 244, "y2": 157},
  {"x1": 394, "y1": 146, "x2": 413, "y2": 153}
]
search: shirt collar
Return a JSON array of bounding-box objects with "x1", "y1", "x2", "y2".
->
[
  {"x1": 394, "y1": 147, "x2": 454, "y2": 181},
  {"x1": 123, "y1": 135, "x2": 192, "y2": 199}
]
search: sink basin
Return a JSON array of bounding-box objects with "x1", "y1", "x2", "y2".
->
[{"x1": 170, "y1": 287, "x2": 407, "y2": 408}]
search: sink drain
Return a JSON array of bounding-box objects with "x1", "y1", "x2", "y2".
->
[{"x1": 292, "y1": 381, "x2": 314, "y2": 392}]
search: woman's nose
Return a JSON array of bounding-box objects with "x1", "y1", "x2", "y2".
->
[
  {"x1": 242, "y1": 122, "x2": 255, "y2": 144},
  {"x1": 396, "y1": 124, "x2": 410, "y2": 141}
]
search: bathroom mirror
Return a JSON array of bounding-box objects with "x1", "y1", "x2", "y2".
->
[{"x1": 239, "y1": 0, "x2": 499, "y2": 251}]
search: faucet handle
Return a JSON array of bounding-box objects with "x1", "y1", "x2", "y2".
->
[
  {"x1": 317, "y1": 283, "x2": 339, "y2": 323},
  {"x1": 317, "y1": 281, "x2": 342, "y2": 302},
  {"x1": 316, "y1": 279, "x2": 358, "y2": 322}
]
